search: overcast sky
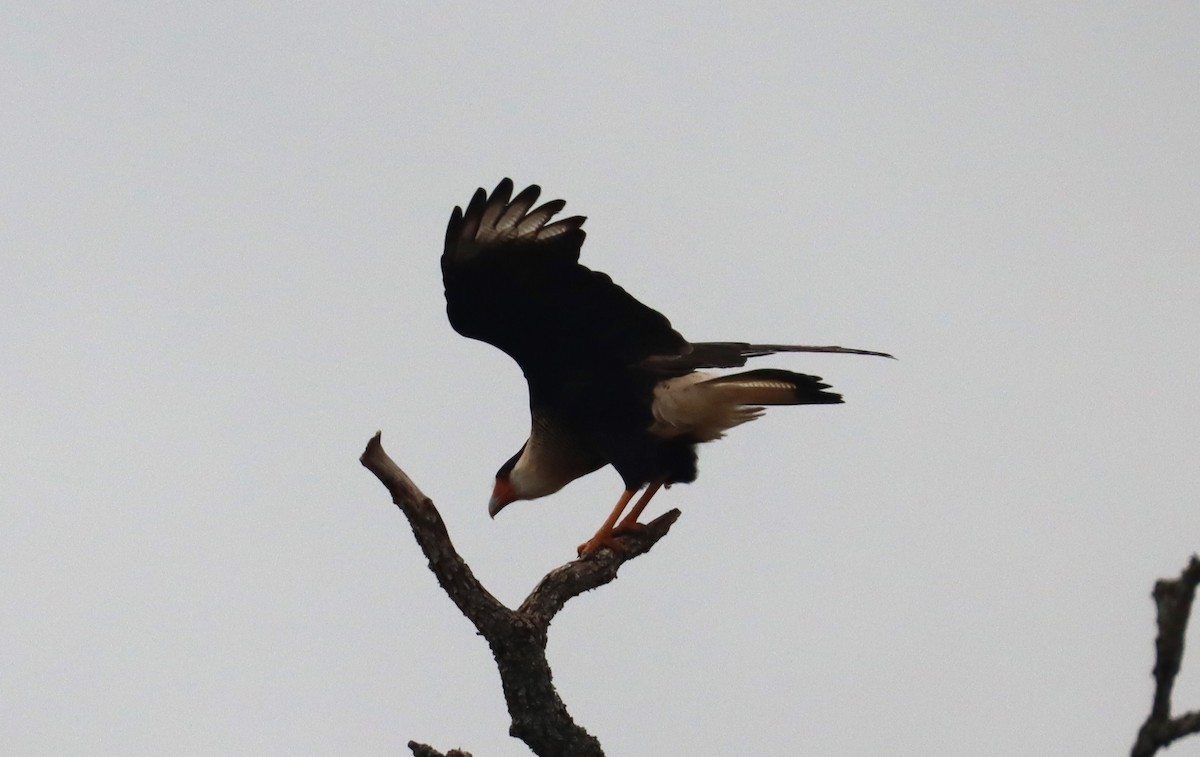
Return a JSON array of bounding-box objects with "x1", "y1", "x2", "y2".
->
[{"x1": 4, "y1": 3, "x2": 1199, "y2": 755}]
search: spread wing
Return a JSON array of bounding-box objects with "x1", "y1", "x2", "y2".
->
[{"x1": 442, "y1": 179, "x2": 687, "y2": 378}]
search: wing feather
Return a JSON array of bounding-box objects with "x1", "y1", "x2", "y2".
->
[
  {"x1": 516, "y1": 200, "x2": 567, "y2": 237},
  {"x1": 536, "y1": 216, "x2": 585, "y2": 242},
  {"x1": 495, "y1": 184, "x2": 540, "y2": 234},
  {"x1": 442, "y1": 179, "x2": 686, "y2": 381},
  {"x1": 476, "y1": 181, "x2": 513, "y2": 243}
]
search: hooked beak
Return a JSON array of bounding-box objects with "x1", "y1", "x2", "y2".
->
[{"x1": 488, "y1": 478, "x2": 517, "y2": 518}]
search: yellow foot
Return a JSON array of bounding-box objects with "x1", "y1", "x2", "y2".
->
[
  {"x1": 612, "y1": 520, "x2": 646, "y2": 537},
  {"x1": 577, "y1": 533, "x2": 627, "y2": 558}
]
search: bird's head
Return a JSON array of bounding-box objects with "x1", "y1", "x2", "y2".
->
[
  {"x1": 488, "y1": 445, "x2": 527, "y2": 518},
  {"x1": 488, "y1": 476, "x2": 518, "y2": 517},
  {"x1": 488, "y1": 440, "x2": 573, "y2": 517}
]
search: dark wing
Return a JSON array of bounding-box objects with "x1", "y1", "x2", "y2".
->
[
  {"x1": 639, "y1": 342, "x2": 895, "y2": 374},
  {"x1": 442, "y1": 179, "x2": 686, "y2": 377}
]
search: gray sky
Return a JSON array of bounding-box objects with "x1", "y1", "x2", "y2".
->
[{"x1": 4, "y1": 3, "x2": 1199, "y2": 755}]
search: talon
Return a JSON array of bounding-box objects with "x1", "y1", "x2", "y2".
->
[
  {"x1": 576, "y1": 490, "x2": 636, "y2": 558},
  {"x1": 611, "y1": 520, "x2": 646, "y2": 537},
  {"x1": 577, "y1": 534, "x2": 626, "y2": 557},
  {"x1": 613, "y1": 482, "x2": 662, "y2": 533}
]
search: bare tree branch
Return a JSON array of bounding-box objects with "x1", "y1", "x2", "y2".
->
[
  {"x1": 359, "y1": 432, "x2": 512, "y2": 636},
  {"x1": 1132, "y1": 555, "x2": 1200, "y2": 757},
  {"x1": 362, "y1": 432, "x2": 680, "y2": 757},
  {"x1": 408, "y1": 741, "x2": 472, "y2": 757}
]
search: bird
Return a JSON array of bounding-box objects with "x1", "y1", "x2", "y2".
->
[{"x1": 441, "y1": 179, "x2": 891, "y2": 557}]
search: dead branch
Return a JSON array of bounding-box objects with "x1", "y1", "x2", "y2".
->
[
  {"x1": 408, "y1": 742, "x2": 472, "y2": 757},
  {"x1": 361, "y1": 432, "x2": 680, "y2": 757},
  {"x1": 1132, "y1": 555, "x2": 1200, "y2": 757}
]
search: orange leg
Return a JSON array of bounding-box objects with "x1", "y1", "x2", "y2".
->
[
  {"x1": 577, "y1": 490, "x2": 637, "y2": 557},
  {"x1": 614, "y1": 481, "x2": 664, "y2": 534}
]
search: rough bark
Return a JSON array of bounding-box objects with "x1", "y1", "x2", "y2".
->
[
  {"x1": 1132, "y1": 555, "x2": 1200, "y2": 757},
  {"x1": 361, "y1": 432, "x2": 679, "y2": 757}
]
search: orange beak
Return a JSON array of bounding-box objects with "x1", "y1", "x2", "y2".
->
[{"x1": 488, "y1": 477, "x2": 517, "y2": 518}]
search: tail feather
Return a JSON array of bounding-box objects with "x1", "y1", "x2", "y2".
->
[
  {"x1": 642, "y1": 342, "x2": 893, "y2": 372},
  {"x1": 699, "y1": 368, "x2": 843, "y2": 405},
  {"x1": 649, "y1": 369, "x2": 842, "y2": 442}
]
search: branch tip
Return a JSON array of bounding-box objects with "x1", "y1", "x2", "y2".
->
[{"x1": 1132, "y1": 555, "x2": 1200, "y2": 757}]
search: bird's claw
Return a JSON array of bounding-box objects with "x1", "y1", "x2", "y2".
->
[
  {"x1": 576, "y1": 534, "x2": 626, "y2": 558},
  {"x1": 612, "y1": 520, "x2": 646, "y2": 537},
  {"x1": 577, "y1": 520, "x2": 648, "y2": 557}
]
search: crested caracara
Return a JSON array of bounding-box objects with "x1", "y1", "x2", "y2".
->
[{"x1": 441, "y1": 179, "x2": 890, "y2": 557}]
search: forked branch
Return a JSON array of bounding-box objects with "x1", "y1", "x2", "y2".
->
[{"x1": 361, "y1": 432, "x2": 680, "y2": 757}]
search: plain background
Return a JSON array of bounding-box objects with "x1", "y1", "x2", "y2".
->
[{"x1": 4, "y1": 3, "x2": 1199, "y2": 755}]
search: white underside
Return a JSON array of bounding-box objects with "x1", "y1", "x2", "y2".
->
[
  {"x1": 509, "y1": 422, "x2": 601, "y2": 501},
  {"x1": 648, "y1": 372, "x2": 778, "y2": 442}
]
